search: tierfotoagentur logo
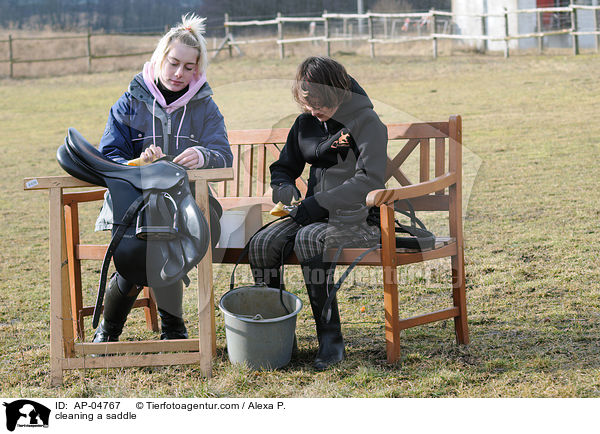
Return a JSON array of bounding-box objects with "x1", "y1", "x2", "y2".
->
[{"x1": 3, "y1": 400, "x2": 50, "y2": 431}]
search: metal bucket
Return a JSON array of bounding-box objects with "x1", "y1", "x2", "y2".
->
[{"x1": 219, "y1": 285, "x2": 303, "y2": 370}]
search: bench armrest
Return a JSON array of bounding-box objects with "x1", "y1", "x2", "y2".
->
[{"x1": 366, "y1": 172, "x2": 457, "y2": 207}]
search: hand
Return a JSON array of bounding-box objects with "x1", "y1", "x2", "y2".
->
[
  {"x1": 173, "y1": 147, "x2": 204, "y2": 169},
  {"x1": 289, "y1": 203, "x2": 311, "y2": 226},
  {"x1": 289, "y1": 196, "x2": 328, "y2": 226},
  {"x1": 272, "y1": 183, "x2": 301, "y2": 206},
  {"x1": 140, "y1": 144, "x2": 165, "y2": 164}
]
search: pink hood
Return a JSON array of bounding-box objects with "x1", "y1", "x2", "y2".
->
[{"x1": 142, "y1": 61, "x2": 207, "y2": 114}]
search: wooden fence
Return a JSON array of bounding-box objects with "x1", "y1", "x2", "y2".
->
[
  {"x1": 216, "y1": 5, "x2": 600, "y2": 59},
  {"x1": 0, "y1": 29, "x2": 227, "y2": 79},
  {"x1": 1, "y1": 5, "x2": 599, "y2": 78},
  {"x1": 0, "y1": 31, "x2": 166, "y2": 78}
]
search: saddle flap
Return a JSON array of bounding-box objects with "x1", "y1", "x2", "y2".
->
[{"x1": 139, "y1": 160, "x2": 187, "y2": 191}]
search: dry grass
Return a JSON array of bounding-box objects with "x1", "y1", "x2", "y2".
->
[{"x1": 1, "y1": 51, "x2": 599, "y2": 397}]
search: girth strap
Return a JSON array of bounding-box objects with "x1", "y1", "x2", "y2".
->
[
  {"x1": 321, "y1": 243, "x2": 380, "y2": 323},
  {"x1": 92, "y1": 194, "x2": 146, "y2": 328},
  {"x1": 229, "y1": 216, "x2": 289, "y2": 291},
  {"x1": 320, "y1": 200, "x2": 435, "y2": 323}
]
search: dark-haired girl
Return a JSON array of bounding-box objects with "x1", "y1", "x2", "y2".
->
[{"x1": 249, "y1": 56, "x2": 388, "y2": 370}]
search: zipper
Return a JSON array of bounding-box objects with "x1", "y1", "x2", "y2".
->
[
  {"x1": 318, "y1": 167, "x2": 327, "y2": 193},
  {"x1": 165, "y1": 115, "x2": 172, "y2": 155},
  {"x1": 315, "y1": 135, "x2": 332, "y2": 160},
  {"x1": 315, "y1": 121, "x2": 329, "y2": 159}
]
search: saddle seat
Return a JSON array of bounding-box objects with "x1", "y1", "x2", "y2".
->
[{"x1": 59, "y1": 128, "x2": 186, "y2": 191}]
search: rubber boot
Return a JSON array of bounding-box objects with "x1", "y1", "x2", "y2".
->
[
  {"x1": 92, "y1": 273, "x2": 141, "y2": 342},
  {"x1": 158, "y1": 309, "x2": 188, "y2": 340},
  {"x1": 152, "y1": 280, "x2": 188, "y2": 340},
  {"x1": 301, "y1": 255, "x2": 345, "y2": 370}
]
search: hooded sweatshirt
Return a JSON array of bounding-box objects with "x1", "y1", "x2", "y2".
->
[
  {"x1": 270, "y1": 77, "x2": 388, "y2": 222},
  {"x1": 95, "y1": 65, "x2": 232, "y2": 230},
  {"x1": 99, "y1": 62, "x2": 232, "y2": 169}
]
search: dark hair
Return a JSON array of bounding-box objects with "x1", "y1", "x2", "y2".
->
[{"x1": 292, "y1": 56, "x2": 351, "y2": 110}]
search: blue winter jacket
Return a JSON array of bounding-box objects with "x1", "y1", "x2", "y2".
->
[
  {"x1": 95, "y1": 73, "x2": 232, "y2": 230},
  {"x1": 99, "y1": 72, "x2": 232, "y2": 167}
]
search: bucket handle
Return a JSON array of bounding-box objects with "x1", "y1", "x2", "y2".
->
[
  {"x1": 229, "y1": 215, "x2": 289, "y2": 291},
  {"x1": 228, "y1": 216, "x2": 293, "y2": 315}
]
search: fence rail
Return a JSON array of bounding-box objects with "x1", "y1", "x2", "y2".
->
[
  {"x1": 1, "y1": 4, "x2": 599, "y2": 77},
  {"x1": 0, "y1": 30, "x2": 227, "y2": 78},
  {"x1": 217, "y1": 5, "x2": 600, "y2": 60}
]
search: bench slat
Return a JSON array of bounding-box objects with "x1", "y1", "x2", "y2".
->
[
  {"x1": 420, "y1": 138, "x2": 430, "y2": 182},
  {"x1": 243, "y1": 145, "x2": 254, "y2": 197},
  {"x1": 397, "y1": 307, "x2": 460, "y2": 330},
  {"x1": 227, "y1": 128, "x2": 289, "y2": 145},
  {"x1": 435, "y1": 137, "x2": 446, "y2": 195},
  {"x1": 387, "y1": 122, "x2": 449, "y2": 139},
  {"x1": 257, "y1": 144, "x2": 267, "y2": 196},
  {"x1": 212, "y1": 238, "x2": 454, "y2": 266}
]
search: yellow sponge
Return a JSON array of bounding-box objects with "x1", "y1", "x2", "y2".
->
[{"x1": 269, "y1": 202, "x2": 289, "y2": 217}]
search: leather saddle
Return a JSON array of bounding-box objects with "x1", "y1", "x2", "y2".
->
[{"x1": 57, "y1": 128, "x2": 212, "y2": 328}]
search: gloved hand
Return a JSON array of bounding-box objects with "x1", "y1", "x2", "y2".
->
[
  {"x1": 289, "y1": 203, "x2": 312, "y2": 226},
  {"x1": 289, "y1": 197, "x2": 328, "y2": 226},
  {"x1": 272, "y1": 183, "x2": 301, "y2": 206}
]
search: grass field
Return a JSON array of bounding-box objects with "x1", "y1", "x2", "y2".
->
[{"x1": 1, "y1": 51, "x2": 599, "y2": 398}]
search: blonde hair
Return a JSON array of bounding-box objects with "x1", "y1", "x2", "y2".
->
[{"x1": 150, "y1": 14, "x2": 208, "y2": 79}]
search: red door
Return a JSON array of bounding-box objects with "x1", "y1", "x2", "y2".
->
[{"x1": 537, "y1": 0, "x2": 555, "y2": 28}]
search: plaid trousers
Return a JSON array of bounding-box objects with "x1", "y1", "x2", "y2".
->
[{"x1": 248, "y1": 217, "x2": 380, "y2": 269}]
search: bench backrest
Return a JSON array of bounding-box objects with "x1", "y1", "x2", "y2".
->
[{"x1": 218, "y1": 116, "x2": 462, "y2": 214}]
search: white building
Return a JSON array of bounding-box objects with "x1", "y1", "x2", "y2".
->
[{"x1": 451, "y1": 0, "x2": 599, "y2": 51}]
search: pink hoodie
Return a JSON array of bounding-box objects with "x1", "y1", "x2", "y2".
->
[
  {"x1": 141, "y1": 61, "x2": 209, "y2": 164},
  {"x1": 142, "y1": 61, "x2": 207, "y2": 114}
]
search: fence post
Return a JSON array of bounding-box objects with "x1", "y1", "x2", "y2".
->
[
  {"x1": 431, "y1": 10, "x2": 438, "y2": 59},
  {"x1": 571, "y1": 3, "x2": 579, "y2": 55},
  {"x1": 343, "y1": 17, "x2": 348, "y2": 48},
  {"x1": 594, "y1": 5, "x2": 599, "y2": 53},
  {"x1": 225, "y1": 13, "x2": 232, "y2": 58},
  {"x1": 8, "y1": 34, "x2": 13, "y2": 79},
  {"x1": 368, "y1": 13, "x2": 375, "y2": 58},
  {"x1": 324, "y1": 10, "x2": 330, "y2": 57},
  {"x1": 481, "y1": 11, "x2": 488, "y2": 53},
  {"x1": 383, "y1": 16, "x2": 388, "y2": 38},
  {"x1": 277, "y1": 12, "x2": 284, "y2": 59},
  {"x1": 86, "y1": 31, "x2": 92, "y2": 73},
  {"x1": 537, "y1": 10, "x2": 544, "y2": 54},
  {"x1": 503, "y1": 8, "x2": 510, "y2": 59}
]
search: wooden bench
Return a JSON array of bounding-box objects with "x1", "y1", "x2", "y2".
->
[
  {"x1": 214, "y1": 115, "x2": 469, "y2": 363},
  {"x1": 58, "y1": 115, "x2": 468, "y2": 367}
]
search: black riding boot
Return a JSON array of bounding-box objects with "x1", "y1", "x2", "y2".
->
[
  {"x1": 301, "y1": 255, "x2": 345, "y2": 370},
  {"x1": 158, "y1": 309, "x2": 188, "y2": 340},
  {"x1": 153, "y1": 281, "x2": 188, "y2": 340},
  {"x1": 92, "y1": 273, "x2": 141, "y2": 342}
]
